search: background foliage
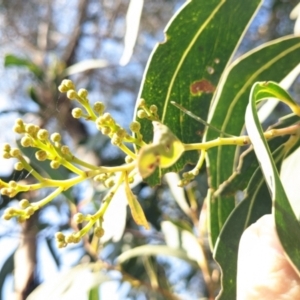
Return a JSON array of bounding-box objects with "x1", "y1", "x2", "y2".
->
[{"x1": 0, "y1": 0, "x2": 300, "y2": 299}]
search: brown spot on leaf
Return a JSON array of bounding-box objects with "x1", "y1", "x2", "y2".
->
[{"x1": 190, "y1": 79, "x2": 216, "y2": 96}]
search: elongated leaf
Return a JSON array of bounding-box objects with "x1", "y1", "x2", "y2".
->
[
  {"x1": 0, "y1": 250, "x2": 15, "y2": 300},
  {"x1": 245, "y1": 82, "x2": 300, "y2": 273},
  {"x1": 124, "y1": 175, "x2": 149, "y2": 229},
  {"x1": 134, "y1": 0, "x2": 262, "y2": 185},
  {"x1": 214, "y1": 141, "x2": 293, "y2": 300},
  {"x1": 4, "y1": 54, "x2": 44, "y2": 80},
  {"x1": 204, "y1": 36, "x2": 300, "y2": 247}
]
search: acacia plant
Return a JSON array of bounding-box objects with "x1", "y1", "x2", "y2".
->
[{"x1": 1, "y1": 0, "x2": 300, "y2": 299}]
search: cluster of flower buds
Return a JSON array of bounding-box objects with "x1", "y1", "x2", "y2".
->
[
  {"x1": 2, "y1": 199, "x2": 37, "y2": 223},
  {"x1": 136, "y1": 98, "x2": 159, "y2": 121}
]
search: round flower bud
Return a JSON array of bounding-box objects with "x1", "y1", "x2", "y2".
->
[
  {"x1": 63, "y1": 79, "x2": 75, "y2": 89},
  {"x1": 25, "y1": 207, "x2": 35, "y2": 216},
  {"x1": 67, "y1": 89, "x2": 77, "y2": 100},
  {"x1": 13, "y1": 125, "x2": 24, "y2": 134},
  {"x1": 78, "y1": 88, "x2": 88, "y2": 98},
  {"x1": 150, "y1": 105, "x2": 158, "y2": 114},
  {"x1": 116, "y1": 128, "x2": 126, "y2": 138},
  {"x1": 58, "y1": 84, "x2": 68, "y2": 93},
  {"x1": 137, "y1": 98, "x2": 146, "y2": 107},
  {"x1": 3, "y1": 143, "x2": 11, "y2": 152},
  {"x1": 105, "y1": 178, "x2": 115, "y2": 188},
  {"x1": 65, "y1": 234, "x2": 75, "y2": 243},
  {"x1": 14, "y1": 162, "x2": 24, "y2": 171},
  {"x1": 93, "y1": 102, "x2": 105, "y2": 115},
  {"x1": 71, "y1": 108, "x2": 82, "y2": 119},
  {"x1": 37, "y1": 129, "x2": 49, "y2": 141},
  {"x1": 101, "y1": 127, "x2": 111, "y2": 135},
  {"x1": 61, "y1": 145, "x2": 70, "y2": 155},
  {"x1": 15, "y1": 118, "x2": 24, "y2": 126},
  {"x1": 8, "y1": 181, "x2": 17, "y2": 188},
  {"x1": 2, "y1": 152, "x2": 11, "y2": 159},
  {"x1": 55, "y1": 231, "x2": 65, "y2": 242},
  {"x1": 125, "y1": 155, "x2": 134, "y2": 164},
  {"x1": 130, "y1": 121, "x2": 141, "y2": 133},
  {"x1": 50, "y1": 133, "x2": 61, "y2": 143},
  {"x1": 111, "y1": 134, "x2": 122, "y2": 146},
  {"x1": 137, "y1": 110, "x2": 147, "y2": 119},
  {"x1": 21, "y1": 136, "x2": 33, "y2": 147},
  {"x1": 50, "y1": 160, "x2": 60, "y2": 169},
  {"x1": 35, "y1": 150, "x2": 48, "y2": 161},
  {"x1": 25, "y1": 124, "x2": 36, "y2": 135},
  {"x1": 2, "y1": 213, "x2": 11, "y2": 220},
  {"x1": 19, "y1": 199, "x2": 30, "y2": 209},
  {"x1": 94, "y1": 227, "x2": 104, "y2": 238},
  {"x1": 74, "y1": 213, "x2": 84, "y2": 224},
  {"x1": 10, "y1": 148, "x2": 21, "y2": 157}
]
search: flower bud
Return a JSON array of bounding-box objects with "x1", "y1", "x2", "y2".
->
[
  {"x1": 14, "y1": 162, "x2": 24, "y2": 171},
  {"x1": 78, "y1": 88, "x2": 88, "y2": 98},
  {"x1": 50, "y1": 133, "x2": 61, "y2": 143},
  {"x1": 37, "y1": 129, "x2": 49, "y2": 141},
  {"x1": 19, "y1": 199, "x2": 30, "y2": 209},
  {"x1": 93, "y1": 102, "x2": 105, "y2": 115},
  {"x1": 72, "y1": 108, "x2": 82, "y2": 119},
  {"x1": 35, "y1": 150, "x2": 48, "y2": 161},
  {"x1": 67, "y1": 89, "x2": 77, "y2": 100},
  {"x1": 130, "y1": 121, "x2": 141, "y2": 133},
  {"x1": 94, "y1": 227, "x2": 104, "y2": 238},
  {"x1": 21, "y1": 136, "x2": 33, "y2": 147},
  {"x1": 137, "y1": 110, "x2": 147, "y2": 119},
  {"x1": 50, "y1": 160, "x2": 60, "y2": 169},
  {"x1": 10, "y1": 148, "x2": 21, "y2": 157}
]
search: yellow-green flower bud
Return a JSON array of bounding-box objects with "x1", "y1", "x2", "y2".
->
[
  {"x1": 25, "y1": 124, "x2": 36, "y2": 135},
  {"x1": 3, "y1": 143, "x2": 11, "y2": 152},
  {"x1": 21, "y1": 136, "x2": 33, "y2": 147},
  {"x1": 25, "y1": 206, "x2": 35, "y2": 216},
  {"x1": 104, "y1": 178, "x2": 115, "y2": 188},
  {"x1": 94, "y1": 227, "x2": 104, "y2": 238},
  {"x1": 128, "y1": 176, "x2": 134, "y2": 184},
  {"x1": 137, "y1": 110, "x2": 147, "y2": 119},
  {"x1": 50, "y1": 132, "x2": 61, "y2": 143},
  {"x1": 15, "y1": 118, "x2": 24, "y2": 126},
  {"x1": 10, "y1": 148, "x2": 21, "y2": 157},
  {"x1": 13, "y1": 125, "x2": 24, "y2": 134},
  {"x1": 67, "y1": 89, "x2": 77, "y2": 100},
  {"x1": 61, "y1": 145, "x2": 70, "y2": 155},
  {"x1": 78, "y1": 88, "x2": 88, "y2": 98},
  {"x1": 14, "y1": 162, "x2": 24, "y2": 171},
  {"x1": 50, "y1": 160, "x2": 60, "y2": 169},
  {"x1": 72, "y1": 108, "x2": 82, "y2": 119},
  {"x1": 130, "y1": 121, "x2": 141, "y2": 133},
  {"x1": 102, "y1": 112, "x2": 113, "y2": 123},
  {"x1": 101, "y1": 127, "x2": 111, "y2": 135},
  {"x1": 6, "y1": 207, "x2": 16, "y2": 215},
  {"x1": 8, "y1": 181, "x2": 17, "y2": 188},
  {"x1": 74, "y1": 213, "x2": 84, "y2": 224},
  {"x1": 138, "y1": 98, "x2": 146, "y2": 107},
  {"x1": 93, "y1": 102, "x2": 105, "y2": 115},
  {"x1": 19, "y1": 199, "x2": 30, "y2": 209},
  {"x1": 150, "y1": 105, "x2": 158, "y2": 114},
  {"x1": 55, "y1": 231, "x2": 65, "y2": 242},
  {"x1": 65, "y1": 234, "x2": 75, "y2": 243},
  {"x1": 116, "y1": 128, "x2": 126, "y2": 138},
  {"x1": 37, "y1": 129, "x2": 49, "y2": 141},
  {"x1": 125, "y1": 155, "x2": 134, "y2": 164},
  {"x1": 62, "y1": 79, "x2": 75, "y2": 89},
  {"x1": 58, "y1": 84, "x2": 68, "y2": 93},
  {"x1": 2, "y1": 152, "x2": 11, "y2": 159},
  {"x1": 35, "y1": 150, "x2": 48, "y2": 161},
  {"x1": 17, "y1": 216, "x2": 27, "y2": 223},
  {"x1": 111, "y1": 134, "x2": 122, "y2": 146},
  {"x1": 2, "y1": 213, "x2": 11, "y2": 220}
]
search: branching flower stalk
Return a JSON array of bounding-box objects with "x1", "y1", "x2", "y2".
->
[{"x1": 1, "y1": 79, "x2": 300, "y2": 248}]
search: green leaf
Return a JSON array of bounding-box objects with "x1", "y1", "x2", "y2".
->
[
  {"x1": 124, "y1": 174, "x2": 149, "y2": 229},
  {"x1": 4, "y1": 54, "x2": 44, "y2": 80},
  {"x1": 135, "y1": 0, "x2": 262, "y2": 185},
  {"x1": 246, "y1": 81, "x2": 300, "y2": 273},
  {"x1": 204, "y1": 36, "x2": 300, "y2": 247},
  {"x1": 0, "y1": 250, "x2": 15, "y2": 300},
  {"x1": 214, "y1": 142, "x2": 290, "y2": 300}
]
